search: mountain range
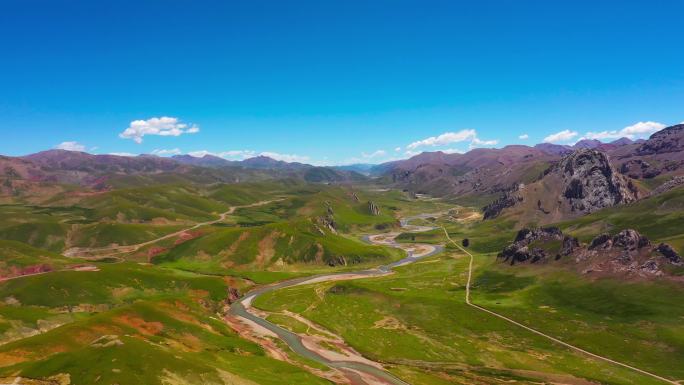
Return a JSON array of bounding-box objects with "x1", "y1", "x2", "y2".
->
[{"x1": 3, "y1": 125, "x2": 684, "y2": 225}]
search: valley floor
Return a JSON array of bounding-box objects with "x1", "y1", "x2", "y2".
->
[{"x1": 0, "y1": 187, "x2": 682, "y2": 385}]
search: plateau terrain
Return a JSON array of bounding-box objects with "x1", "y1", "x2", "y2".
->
[{"x1": 0, "y1": 124, "x2": 683, "y2": 385}]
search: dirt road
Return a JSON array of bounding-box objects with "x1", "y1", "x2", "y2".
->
[{"x1": 441, "y1": 227, "x2": 678, "y2": 385}]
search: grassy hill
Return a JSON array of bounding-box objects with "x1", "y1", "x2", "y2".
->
[
  {"x1": 0, "y1": 262, "x2": 331, "y2": 385},
  {"x1": 153, "y1": 220, "x2": 400, "y2": 274}
]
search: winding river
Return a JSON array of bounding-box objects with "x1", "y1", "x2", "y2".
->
[{"x1": 228, "y1": 215, "x2": 443, "y2": 385}]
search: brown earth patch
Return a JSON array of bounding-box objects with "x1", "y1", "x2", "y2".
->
[
  {"x1": 174, "y1": 230, "x2": 203, "y2": 245},
  {"x1": 114, "y1": 314, "x2": 163, "y2": 336},
  {"x1": 255, "y1": 231, "x2": 280, "y2": 267},
  {"x1": 371, "y1": 316, "x2": 406, "y2": 330},
  {"x1": 219, "y1": 231, "x2": 250, "y2": 262},
  {"x1": 147, "y1": 246, "x2": 168, "y2": 261}
]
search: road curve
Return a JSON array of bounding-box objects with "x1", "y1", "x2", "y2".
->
[
  {"x1": 228, "y1": 216, "x2": 443, "y2": 385},
  {"x1": 441, "y1": 227, "x2": 679, "y2": 385}
]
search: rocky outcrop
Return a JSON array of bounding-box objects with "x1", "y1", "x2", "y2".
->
[
  {"x1": 557, "y1": 149, "x2": 638, "y2": 214},
  {"x1": 316, "y1": 202, "x2": 337, "y2": 233},
  {"x1": 655, "y1": 243, "x2": 682, "y2": 264},
  {"x1": 636, "y1": 124, "x2": 684, "y2": 155},
  {"x1": 650, "y1": 176, "x2": 684, "y2": 196},
  {"x1": 368, "y1": 201, "x2": 380, "y2": 216},
  {"x1": 498, "y1": 227, "x2": 578, "y2": 265},
  {"x1": 589, "y1": 229, "x2": 651, "y2": 251},
  {"x1": 500, "y1": 227, "x2": 682, "y2": 277},
  {"x1": 227, "y1": 287, "x2": 241, "y2": 304},
  {"x1": 482, "y1": 150, "x2": 638, "y2": 222},
  {"x1": 482, "y1": 184, "x2": 523, "y2": 219},
  {"x1": 619, "y1": 159, "x2": 660, "y2": 179}
]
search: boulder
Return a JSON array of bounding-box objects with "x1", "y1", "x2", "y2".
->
[{"x1": 656, "y1": 243, "x2": 682, "y2": 265}]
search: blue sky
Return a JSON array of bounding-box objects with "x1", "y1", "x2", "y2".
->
[{"x1": 2, "y1": 0, "x2": 683, "y2": 165}]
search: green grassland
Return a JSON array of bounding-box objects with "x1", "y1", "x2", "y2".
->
[
  {"x1": 472, "y1": 260, "x2": 684, "y2": 380},
  {"x1": 557, "y1": 186, "x2": 684, "y2": 252},
  {"x1": 253, "y1": 250, "x2": 673, "y2": 384},
  {"x1": 1, "y1": 178, "x2": 683, "y2": 385},
  {"x1": 0, "y1": 265, "x2": 332, "y2": 385},
  {"x1": 153, "y1": 219, "x2": 402, "y2": 274}
]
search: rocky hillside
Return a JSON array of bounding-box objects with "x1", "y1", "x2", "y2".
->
[
  {"x1": 610, "y1": 123, "x2": 684, "y2": 180},
  {"x1": 483, "y1": 149, "x2": 639, "y2": 225},
  {"x1": 1, "y1": 151, "x2": 365, "y2": 201},
  {"x1": 379, "y1": 146, "x2": 557, "y2": 200},
  {"x1": 499, "y1": 227, "x2": 682, "y2": 278},
  {"x1": 375, "y1": 125, "x2": 684, "y2": 210}
]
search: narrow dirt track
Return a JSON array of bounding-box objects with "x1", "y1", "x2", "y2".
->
[
  {"x1": 441, "y1": 227, "x2": 678, "y2": 385},
  {"x1": 63, "y1": 199, "x2": 282, "y2": 258}
]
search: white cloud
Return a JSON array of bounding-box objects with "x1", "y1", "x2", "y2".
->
[
  {"x1": 119, "y1": 116, "x2": 199, "y2": 143},
  {"x1": 187, "y1": 150, "x2": 256, "y2": 160},
  {"x1": 584, "y1": 131, "x2": 621, "y2": 140},
  {"x1": 342, "y1": 150, "x2": 391, "y2": 165},
  {"x1": 620, "y1": 121, "x2": 665, "y2": 137},
  {"x1": 394, "y1": 147, "x2": 402, "y2": 152},
  {"x1": 259, "y1": 151, "x2": 310, "y2": 163},
  {"x1": 362, "y1": 150, "x2": 386, "y2": 159},
  {"x1": 407, "y1": 129, "x2": 476, "y2": 149},
  {"x1": 470, "y1": 137, "x2": 498, "y2": 148},
  {"x1": 108, "y1": 152, "x2": 137, "y2": 157},
  {"x1": 518, "y1": 134, "x2": 529, "y2": 140},
  {"x1": 543, "y1": 129, "x2": 578, "y2": 143},
  {"x1": 151, "y1": 148, "x2": 182, "y2": 156},
  {"x1": 584, "y1": 121, "x2": 666, "y2": 141},
  {"x1": 407, "y1": 129, "x2": 497, "y2": 152},
  {"x1": 443, "y1": 148, "x2": 465, "y2": 154},
  {"x1": 55, "y1": 141, "x2": 86, "y2": 152}
]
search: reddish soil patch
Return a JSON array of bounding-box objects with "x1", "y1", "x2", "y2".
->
[
  {"x1": 0, "y1": 264, "x2": 52, "y2": 280},
  {"x1": 174, "y1": 230, "x2": 203, "y2": 245},
  {"x1": 147, "y1": 246, "x2": 168, "y2": 261},
  {"x1": 115, "y1": 314, "x2": 164, "y2": 336}
]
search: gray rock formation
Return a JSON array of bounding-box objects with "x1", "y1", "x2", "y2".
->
[
  {"x1": 619, "y1": 159, "x2": 660, "y2": 179},
  {"x1": 482, "y1": 184, "x2": 523, "y2": 219},
  {"x1": 317, "y1": 201, "x2": 337, "y2": 233},
  {"x1": 499, "y1": 227, "x2": 682, "y2": 277},
  {"x1": 558, "y1": 149, "x2": 638, "y2": 214},
  {"x1": 650, "y1": 176, "x2": 684, "y2": 197},
  {"x1": 655, "y1": 243, "x2": 682, "y2": 265},
  {"x1": 368, "y1": 201, "x2": 380, "y2": 216},
  {"x1": 498, "y1": 227, "x2": 578, "y2": 265},
  {"x1": 636, "y1": 124, "x2": 684, "y2": 155}
]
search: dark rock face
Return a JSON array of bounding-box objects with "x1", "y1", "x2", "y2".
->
[
  {"x1": 612, "y1": 229, "x2": 651, "y2": 250},
  {"x1": 556, "y1": 149, "x2": 638, "y2": 214},
  {"x1": 619, "y1": 159, "x2": 660, "y2": 179},
  {"x1": 499, "y1": 227, "x2": 682, "y2": 277},
  {"x1": 498, "y1": 227, "x2": 577, "y2": 265},
  {"x1": 650, "y1": 176, "x2": 684, "y2": 197},
  {"x1": 227, "y1": 287, "x2": 241, "y2": 304},
  {"x1": 589, "y1": 234, "x2": 612, "y2": 250},
  {"x1": 368, "y1": 201, "x2": 380, "y2": 216},
  {"x1": 482, "y1": 184, "x2": 523, "y2": 219},
  {"x1": 636, "y1": 124, "x2": 684, "y2": 155},
  {"x1": 586, "y1": 230, "x2": 651, "y2": 262},
  {"x1": 316, "y1": 201, "x2": 337, "y2": 233},
  {"x1": 656, "y1": 243, "x2": 682, "y2": 265}
]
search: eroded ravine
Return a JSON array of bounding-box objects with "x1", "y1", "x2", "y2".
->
[{"x1": 226, "y1": 215, "x2": 443, "y2": 385}]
